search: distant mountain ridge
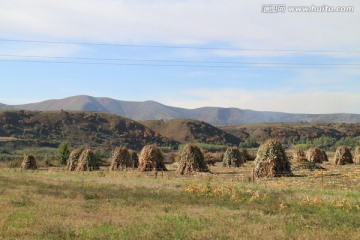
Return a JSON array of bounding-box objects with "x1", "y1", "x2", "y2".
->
[{"x1": 1, "y1": 95, "x2": 360, "y2": 125}]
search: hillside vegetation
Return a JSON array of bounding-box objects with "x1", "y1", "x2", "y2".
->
[
  {"x1": 0, "y1": 110, "x2": 177, "y2": 150},
  {"x1": 220, "y1": 122, "x2": 360, "y2": 147},
  {"x1": 141, "y1": 119, "x2": 240, "y2": 146}
]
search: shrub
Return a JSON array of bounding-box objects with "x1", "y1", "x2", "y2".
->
[
  {"x1": 56, "y1": 141, "x2": 71, "y2": 165},
  {"x1": 239, "y1": 138, "x2": 260, "y2": 148}
]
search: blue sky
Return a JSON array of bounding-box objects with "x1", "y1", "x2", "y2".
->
[{"x1": 0, "y1": 0, "x2": 359, "y2": 114}]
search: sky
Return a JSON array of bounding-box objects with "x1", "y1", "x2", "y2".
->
[{"x1": 0, "y1": 0, "x2": 359, "y2": 114}]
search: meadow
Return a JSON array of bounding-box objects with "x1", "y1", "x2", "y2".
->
[{"x1": 1, "y1": 161, "x2": 360, "y2": 240}]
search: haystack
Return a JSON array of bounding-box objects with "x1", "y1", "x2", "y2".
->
[
  {"x1": 75, "y1": 149, "x2": 100, "y2": 171},
  {"x1": 306, "y1": 147, "x2": 326, "y2": 163},
  {"x1": 177, "y1": 144, "x2": 209, "y2": 175},
  {"x1": 320, "y1": 149, "x2": 328, "y2": 162},
  {"x1": 239, "y1": 148, "x2": 250, "y2": 162},
  {"x1": 20, "y1": 155, "x2": 37, "y2": 170},
  {"x1": 254, "y1": 139, "x2": 292, "y2": 178},
  {"x1": 203, "y1": 151, "x2": 219, "y2": 166},
  {"x1": 66, "y1": 149, "x2": 82, "y2": 171},
  {"x1": 223, "y1": 147, "x2": 244, "y2": 167},
  {"x1": 138, "y1": 144, "x2": 167, "y2": 172},
  {"x1": 333, "y1": 146, "x2": 353, "y2": 165},
  {"x1": 354, "y1": 146, "x2": 360, "y2": 164},
  {"x1": 129, "y1": 150, "x2": 139, "y2": 168},
  {"x1": 291, "y1": 149, "x2": 307, "y2": 163},
  {"x1": 109, "y1": 147, "x2": 131, "y2": 171}
]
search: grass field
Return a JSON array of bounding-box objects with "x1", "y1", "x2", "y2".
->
[{"x1": 1, "y1": 162, "x2": 360, "y2": 240}]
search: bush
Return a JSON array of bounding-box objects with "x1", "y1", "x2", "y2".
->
[
  {"x1": 56, "y1": 141, "x2": 71, "y2": 165},
  {"x1": 312, "y1": 136, "x2": 336, "y2": 148},
  {"x1": 239, "y1": 138, "x2": 260, "y2": 148},
  {"x1": 335, "y1": 137, "x2": 359, "y2": 149}
]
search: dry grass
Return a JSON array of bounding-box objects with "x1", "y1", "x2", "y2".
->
[
  {"x1": 1, "y1": 161, "x2": 360, "y2": 239},
  {"x1": 0, "y1": 137, "x2": 18, "y2": 141}
]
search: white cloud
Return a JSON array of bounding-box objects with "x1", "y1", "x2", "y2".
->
[
  {"x1": 0, "y1": 0, "x2": 359, "y2": 54},
  {"x1": 162, "y1": 88, "x2": 360, "y2": 114},
  {"x1": 291, "y1": 68, "x2": 360, "y2": 92},
  {"x1": 1, "y1": 0, "x2": 359, "y2": 113},
  {"x1": 0, "y1": 43, "x2": 81, "y2": 58},
  {"x1": 0, "y1": 97, "x2": 45, "y2": 105}
]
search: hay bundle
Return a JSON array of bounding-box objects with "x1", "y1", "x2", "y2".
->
[
  {"x1": 239, "y1": 148, "x2": 250, "y2": 162},
  {"x1": 129, "y1": 150, "x2": 139, "y2": 168},
  {"x1": 75, "y1": 149, "x2": 100, "y2": 171},
  {"x1": 333, "y1": 146, "x2": 353, "y2": 165},
  {"x1": 254, "y1": 139, "x2": 292, "y2": 178},
  {"x1": 320, "y1": 149, "x2": 328, "y2": 162},
  {"x1": 354, "y1": 146, "x2": 360, "y2": 164},
  {"x1": 177, "y1": 144, "x2": 209, "y2": 175},
  {"x1": 203, "y1": 151, "x2": 219, "y2": 166},
  {"x1": 20, "y1": 155, "x2": 37, "y2": 170},
  {"x1": 109, "y1": 147, "x2": 131, "y2": 171},
  {"x1": 138, "y1": 144, "x2": 167, "y2": 172},
  {"x1": 291, "y1": 149, "x2": 307, "y2": 163},
  {"x1": 223, "y1": 147, "x2": 244, "y2": 167},
  {"x1": 66, "y1": 149, "x2": 82, "y2": 171},
  {"x1": 306, "y1": 147, "x2": 326, "y2": 163}
]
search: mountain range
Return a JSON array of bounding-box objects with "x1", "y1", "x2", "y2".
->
[{"x1": 1, "y1": 95, "x2": 360, "y2": 125}]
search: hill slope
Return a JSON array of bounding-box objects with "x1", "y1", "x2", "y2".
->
[
  {"x1": 219, "y1": 122, "x2": 360, "y2": 143},
  {"x1": 2, "y1": 95, "x2": 360, "y2": 125},
  {"x1": 141, "y1": 119, "x2": 240, "y2": 145},
  {"x1": 0, "y1": 110, "x2": 178, "y2": 150}
]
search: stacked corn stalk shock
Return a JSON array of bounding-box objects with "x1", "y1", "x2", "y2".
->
[
  {"x1": 20, "y1": 155, "x2": 37, "y2": 170},
  {"x1": 253, "y1": 139, "x2": 293, "y2": 178}
]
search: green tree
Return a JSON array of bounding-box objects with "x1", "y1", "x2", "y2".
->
[
  {"x1": 312, "y1": 135, "x2": 336, "y2": 148},
  {"x1": 56, "y1": 141, "x2": 71, "y2": 165},
  {"x1": 335, "y1": 137, "x2": 359, "y2": 149},
  {"x1": 239, "y1": 138, "x2": 260, "y2": 148}
]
